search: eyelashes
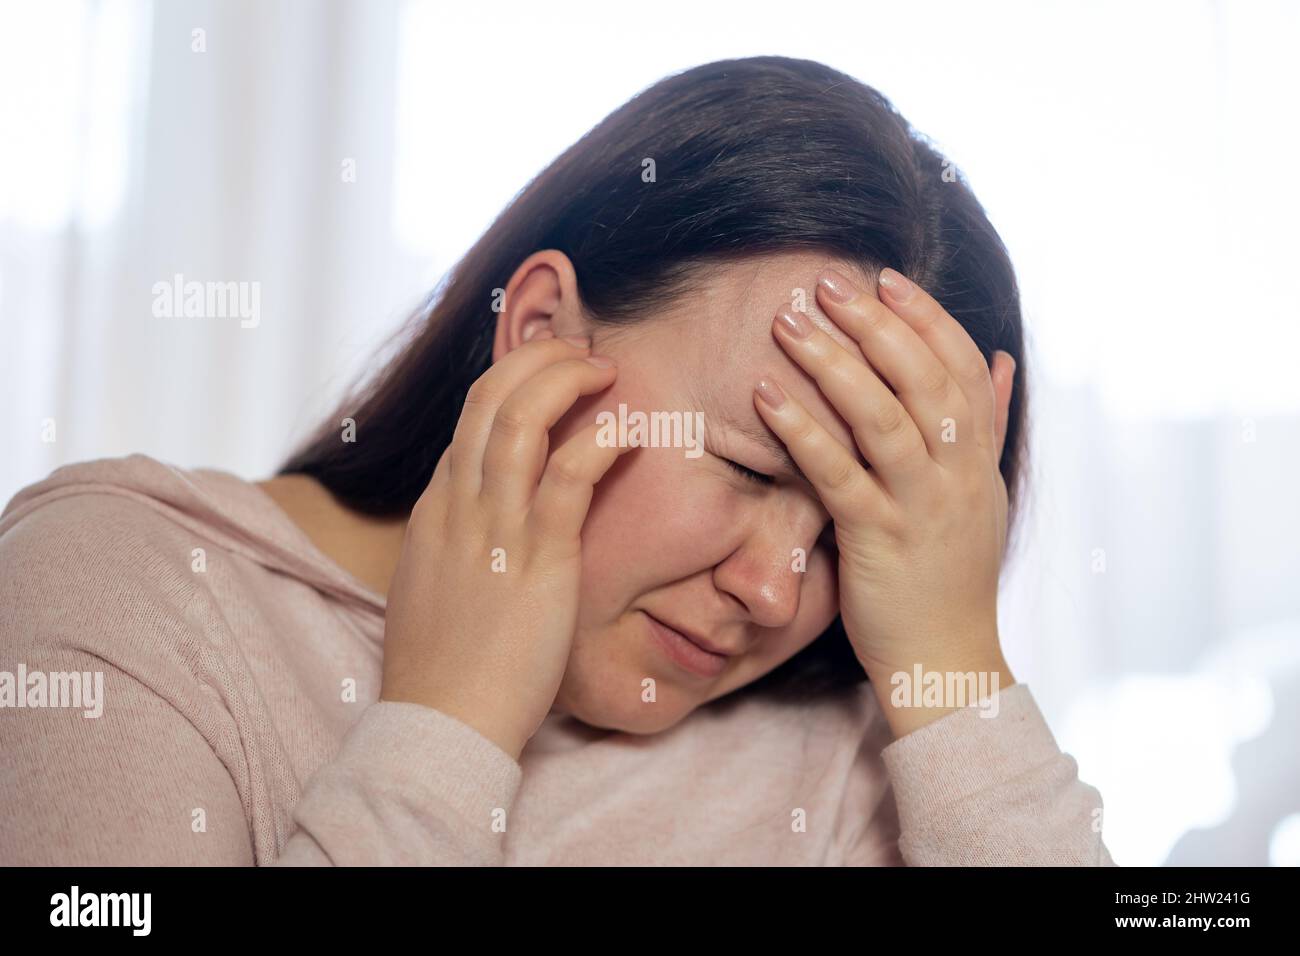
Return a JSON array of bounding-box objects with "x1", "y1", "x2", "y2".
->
[{"x1": 722, "y1": 457, "x2": 775, "y2": 486}]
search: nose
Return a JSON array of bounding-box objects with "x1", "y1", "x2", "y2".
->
[{"x1": 712, "y1": 510, "x2": 826, "y2": 629}]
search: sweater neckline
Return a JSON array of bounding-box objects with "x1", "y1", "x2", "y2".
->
[{"x1": 220, "y1": 469, "x2": 391, "y2": 615}]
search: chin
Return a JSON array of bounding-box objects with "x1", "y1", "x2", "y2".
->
[{"x1": 555, "y1": 654, "x2": 703, "y2": 735}]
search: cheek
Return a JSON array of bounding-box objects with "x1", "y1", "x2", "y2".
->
[
  {"x1": 554, "y1": 374, "x2": 735, "y2": 617},
  {"x1": 577, "y1": 443, "x2": 736, "y2": 613}
]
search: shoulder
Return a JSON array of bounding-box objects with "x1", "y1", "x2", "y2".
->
[
  {"x1": 1, "y1": 471, "x2": 201, "y2": 578},
  {"x1": 0, "y1": 453, "x2": 243, "y2": 580},
  {"x1": 0, "y1": 464, "x2": 226, "y2": 658}
]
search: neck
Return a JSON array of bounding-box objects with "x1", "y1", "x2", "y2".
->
[{"x1": 255, "y1": 474, "x2": 409, "y2": 600}]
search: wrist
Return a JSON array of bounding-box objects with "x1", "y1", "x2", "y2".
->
[
  {"x1": 381, "y1": 686, "x2": 529, "y2": 761},
  {"x1": 864, "y1": 643, "x2": 1015, "y2": 741}
]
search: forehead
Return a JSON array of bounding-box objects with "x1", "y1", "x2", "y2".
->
[{"x1": 648, "y1": 251, "x2": 879, "y2": 472}]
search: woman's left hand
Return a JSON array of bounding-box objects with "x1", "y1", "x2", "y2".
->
[{"x1": 753, "y1": 266, "x2": 1017, "y2": 729}]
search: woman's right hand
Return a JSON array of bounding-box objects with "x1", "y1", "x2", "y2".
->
[{"x1": 379, "y1": 331, "x2": 627, "y2": 760}]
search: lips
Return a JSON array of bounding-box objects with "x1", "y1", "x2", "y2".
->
[
  {"x1": 644, "y1": 612, "x2": 732, "y2": 679},
  {"x1": 650, "y1": 613, "x2": 738, "y2": 655}
]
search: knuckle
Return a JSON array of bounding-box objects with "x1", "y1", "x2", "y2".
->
[
  {"x1": 871, "y1": 399, "x2": 908, "y2": 436},
  {"x1": 824, "y1": 352, "x2": 857, "y2": 391},
  {"x1": 408, "y1": 493, "x2": 449, "y2": 544},
  {"x1": 409, "y1": 492, "x2": 436, "y2": 527},
  {"x1": 790, "y1": 415, "x2": 819, "y2": 445},
  {"x1": 875, "y1": 430, "x2": 923, "y2": 476},
  {"x1": 964, "y1": 350, "x2": 993, "y2": 387},
  {"x1": 912, "y1": 308, "x2": 941, "y2": 338},
  {"x1": 917, "y1": 362, "x2": 951, "y2": 397},
  {"x1": 860, "y1": 301, "x2": 890, "y2": 334},
  {"x1": 824, "y1": 457, "x2": 859, "y2": 492},
  {"x1": 491, "y1": 404, "x2": 533, "y2": 440},
  {"x1": 463, "y1": 380, "x2": 500, "y2": 410},
  {"x1": 447, "y1": 439, "x2": 474, "y2": 479},
  {"x1": 547, "y1": 452, "x2": 587, "y2": 486}
]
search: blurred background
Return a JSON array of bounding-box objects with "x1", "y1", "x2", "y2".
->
[{"x1": 2, "y1": 0, "x2": 1297, "y2": 866}]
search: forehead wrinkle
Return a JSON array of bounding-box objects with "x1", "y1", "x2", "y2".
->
[
  {"x1": 696, "y1": 385, "x2": 813, "y2": 488},
  {"x1": 682, "y1": 254, "x2": 876, "y2": 486}
]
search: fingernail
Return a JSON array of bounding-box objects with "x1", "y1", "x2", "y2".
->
[
  {"x1": 755, "y1": 378, "x2": 786, "y2": 409},
  {"x1": 878, "y1": 268, "x2": 915, "y2": 303},
  {"x1": 775, "y1": 307, "x2": 812, "y2": 339},
  {"x1": 585, "y1": 354, "x2": 615, "y2": 368},
  {"x1": 561, "y1": 334, "x2": 591, "y2": 348},
  {"x1": 818, "y1": 269, "x2": 858, "y2": 304}
]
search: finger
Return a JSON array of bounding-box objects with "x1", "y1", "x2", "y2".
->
[
  {"x1": 992, "y1": 350, "x2": 1016, "y2": 463},
  {"x1": 769, "y1": 303, "x2": 933, "y2": 493},
  {"x1": 480, "y1": 355, "x2": 619, "y2": 513},
  {"x1": 813, "y1": 270, "x2": 974, "y2": 468},
  {"x1": 751, "y1": 376, "x2": 892, "y2": 528},
  {"x1": 874, "y1": 268, "x2": 998, "y2": 450},
  {"x1": 529, "y1": 417, "x2": 637, "y2": 553},
  {"x1": 428, "y1": 443, "x2": 452, "y2": 495},
  {"x1": 449, "y1": 334, "x2": 591, "y2": 497}
]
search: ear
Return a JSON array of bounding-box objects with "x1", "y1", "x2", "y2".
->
[
  {"x1": 992, "y1": 350, "x2": 1016, "y2": 461},
  {"x1": 491, "y1": 249, "x2": 585, "y2": 363}
]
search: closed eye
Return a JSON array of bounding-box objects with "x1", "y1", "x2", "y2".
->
[{"x1": 723, "y1": 457, "x2": 775, "y2": 486}]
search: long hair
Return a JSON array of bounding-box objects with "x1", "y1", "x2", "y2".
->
[{"x1": 278, "y1": 55, "x2": 1030, "y2": 701}]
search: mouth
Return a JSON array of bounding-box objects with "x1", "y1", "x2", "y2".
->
[{"x1": 643, "y1": 612, "x2": 732, "y2": 679}]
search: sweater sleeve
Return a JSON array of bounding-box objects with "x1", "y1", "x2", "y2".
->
[
  {"x1": 0, "y1": 492, "x2": 520, "y2": 866},
  {"x1": 845, "y1": 682, "x2": 1116, "y2": 866},
  {"x1": 271, "y1": 700, "x2": 522, "y2": 866}
]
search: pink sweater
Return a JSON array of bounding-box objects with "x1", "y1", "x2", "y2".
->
[{"x1": 0, "y1": 454, "x2": 1115, "y2": 865}]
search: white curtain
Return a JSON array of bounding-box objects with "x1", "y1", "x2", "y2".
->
[
  {"x1": 2, "y1": 0, "x2": 428, "y2": 497},
  {"x1": 2, "y1": 0, "x2": 1297, "y2": 866}
]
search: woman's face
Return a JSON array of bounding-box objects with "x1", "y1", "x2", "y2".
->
[{"x1": 496, "y1": 250, "x2": 878, "y2": 734}]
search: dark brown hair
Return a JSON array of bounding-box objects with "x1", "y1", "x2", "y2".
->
[{"x1": 278, "y1": 55, "x2": 1030, "y2": 701}]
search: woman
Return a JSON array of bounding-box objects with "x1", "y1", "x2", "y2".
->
[{"x1": 0, "y1": 55, "x2": 1114, "y2": 865}]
